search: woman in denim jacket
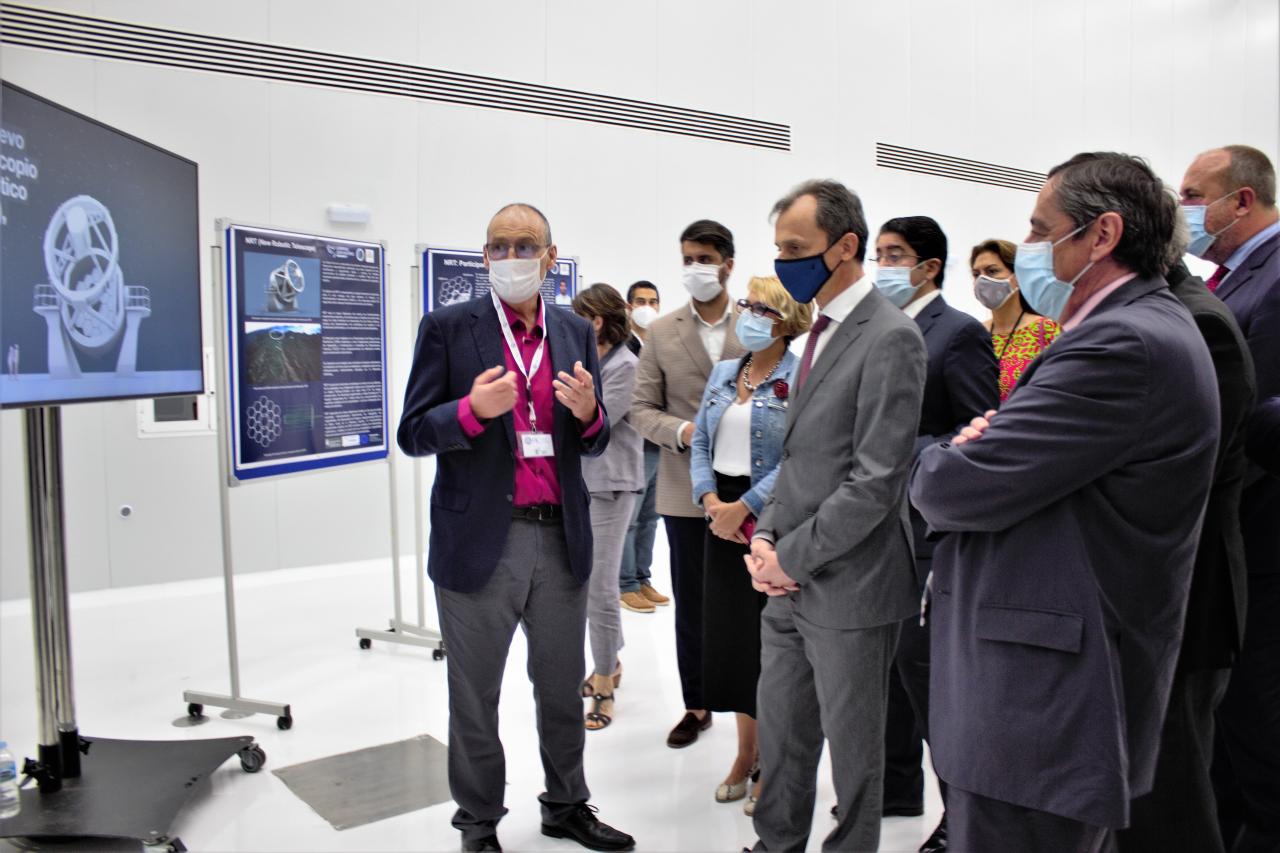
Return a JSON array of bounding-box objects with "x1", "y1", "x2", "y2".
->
[{"x1": 690, "y1": 275, "x2": 812, "y2": 815}]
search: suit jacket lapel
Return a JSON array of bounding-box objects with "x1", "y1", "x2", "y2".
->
[
  {"x1": 546, "y1": 305, "x2": 573, "y2": 453},
  {"x1": 1216, "y1": 231, "x2": 1280, "y2": 302},
  {"x1": 785, "y1": 299, "x2": 872, "y2": 439},
  {"x1": 915, "y1": 295, "x2": 945, "y2": 338},
  {"x1": 472, "y1": 300, "x2": 516, "y2": 451},
  {"x1": 675, "y1": 306, "x2": 714, "y2": 378}
]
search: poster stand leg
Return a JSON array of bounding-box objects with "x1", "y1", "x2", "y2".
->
[
  {"x1": 0, "y1": 406, "x2": 266, "y2": 850},
  {"x1": 354, "y1": 451, "x2": 444, "y2": 658},
  {"x1": 182, "y1": 243, "x2": 292, "y2": 729}
]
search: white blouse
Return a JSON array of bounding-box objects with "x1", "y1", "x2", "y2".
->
[{"x1": 712, "y1": 397, "x2": 753, "y2": 478}]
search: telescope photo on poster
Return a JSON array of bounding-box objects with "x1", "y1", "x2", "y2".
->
[
  {"x1": 224, "y1": 224, "x2": 387, "y2": 480},
  {"x1": 422, "y1": 246, "x2": 578, "y2": 314},
  {"x1": 0, "y1": 82, "x2": 203, "y2": 408}
]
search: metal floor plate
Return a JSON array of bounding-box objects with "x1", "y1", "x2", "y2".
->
[{"x1": 272, "y1": 734, "x2": 451, "y2": 830}]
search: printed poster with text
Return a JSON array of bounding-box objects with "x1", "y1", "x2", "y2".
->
[
  {"x1": 225, "y1": 224, "x2": 388, "y2": 480},
  {"x1": 422, "y1": 246, "x2": 578, "y2": 314}
]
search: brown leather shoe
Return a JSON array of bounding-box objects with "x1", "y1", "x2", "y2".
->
[
  {"x1": 666, "y1": 711, "x2": 711, "y2": 748},
  {"x1": 639, "y1": 584, "x2": 670, "y2": 606},
  {"x1": 620, "y1": 591, "x2": 655, "y2": 613}
]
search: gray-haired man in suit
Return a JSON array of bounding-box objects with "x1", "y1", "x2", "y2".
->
[
  {"x1": 745, "y1": 179, "x2": 927, "y2": 852},
  {"x1": 911, "y1": 153, "x2": 1220, "y2": 852}
]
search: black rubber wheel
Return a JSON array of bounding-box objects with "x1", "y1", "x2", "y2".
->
[
  {"x1": 432, "y1": 648, "x2": 445, "y2": 661},
  {"x1": 239, "y1": 744, "x2": 266, "y2": 773},
  {"x1": 187, "y1": 703, "x2": 204, "y2": 718},
  {"x1": 359, "y1": 638, "x2": 372, "y2": 650},
  {"x1": 277, "y1": 714, "x2": 293, "y2": 731}
]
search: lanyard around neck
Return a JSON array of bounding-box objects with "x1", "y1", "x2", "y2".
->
[{"x1": 491, "y1": 292, "x2": 547, "y2": 431}]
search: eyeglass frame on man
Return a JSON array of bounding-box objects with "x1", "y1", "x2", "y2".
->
[
  {"x1": 871, "y1": 250, "x2": 920, "y2": 266},
  {"x1": 485, "y1": 240, "x2": 548, "y2": 260}
]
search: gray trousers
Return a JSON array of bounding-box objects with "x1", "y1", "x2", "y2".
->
[
  {"x1": 435, "y1": 518, "x2": 589, "y2": 841},
  {"x1": 587, "y1": 491, "x2": 636, "y2": 676},
  {"x1": 753, "y1": 597, "x2": 898, "y2": 853}
]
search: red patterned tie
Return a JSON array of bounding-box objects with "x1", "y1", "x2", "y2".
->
[
  {"x1": 1206, "y1": 264, "x2": 1230, "y2": 293},
  {"x1": 796, "y1": 314, "x2": 832, "y2": 392}
]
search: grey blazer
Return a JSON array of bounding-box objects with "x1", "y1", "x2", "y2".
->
[
  {"x1": 583, "y1": 343, "x2": 644, "y2": 494},
  {"x1": 909, "y1": 276, "x2": 1220, "y2": 829},
  {"x1": 756, "y1": 287, "x2": 926, "y2": 630}
]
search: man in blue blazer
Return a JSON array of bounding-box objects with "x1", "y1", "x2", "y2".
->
[
  {"x1": 911, "y1": 153, "x2": 1220, "y2": 852},
  {"x1": 397, "y1": 203, "x2": 633, "y2": 852},
  {"x1": 873, "y1": 215, "x2": 998, "y2": 853},
  {"x1": 1181, "y1": 144, "x2": 1280, "y2": 853}
]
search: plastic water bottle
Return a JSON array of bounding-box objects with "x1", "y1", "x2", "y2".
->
[{"x1": 0, "y1": 741, "x2": 19, "y2": 818}]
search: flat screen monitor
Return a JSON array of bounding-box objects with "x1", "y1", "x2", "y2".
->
[{"x1": 0, "y1": 82, "x2": 203, "y2": 408}]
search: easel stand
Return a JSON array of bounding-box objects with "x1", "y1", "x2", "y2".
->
[
  {"x1": 181, "y1": 243, "x2": 292, "y2": 729},
  {"x1": 0, "y1": 407, "x2": 264, "y2": 852},
  {"x1": 354, "y1": 263, "x2": 444, "y2": 660}
]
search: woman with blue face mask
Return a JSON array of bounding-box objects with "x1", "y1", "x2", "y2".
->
[
  {"x1": 689, "y1": 275, "x2": 811, "y2": 815},
  {"x1": 969, "y1": 239, "x2": 1060, "y2": 402}
]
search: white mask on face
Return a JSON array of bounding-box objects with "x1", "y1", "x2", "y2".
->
[
  {"x1": 682, "y1": 262, "x2": 724, "y2": 302},
  {"x1": 631, "y1": 305, "x2": 658, "y2": 329},
  {"x1": 489, "y1": 255, "x2": 545, "y2": 305}
]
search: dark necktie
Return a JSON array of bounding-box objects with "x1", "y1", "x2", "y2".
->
[
  {"x1": 1206, "y1": 264, "x2": 1230, "y2": 293},
  {"x1": 796, "y1": 314, "x2": 832, "y2": 392}
]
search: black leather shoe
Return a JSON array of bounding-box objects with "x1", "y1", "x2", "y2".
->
[
  {"x1": 461, "y1": 836, "x2": 502, "y2": 852},
  {"x1": 918, "y1": 813, "x2": 947, "y2": 852},
  {"x1": 666, "y1": 711, "x2": 711, "y2": 748},
  {"x1": 541, "y1": 804, "x2": 635, "y2": 851}
]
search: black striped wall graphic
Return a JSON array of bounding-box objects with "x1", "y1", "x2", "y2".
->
[
  {"x1": 876, "y1": 143, "x2": 1046, "y2": 192},
  {"x1": 0, "y1": 3, "x2": 791, "y2": 151}
]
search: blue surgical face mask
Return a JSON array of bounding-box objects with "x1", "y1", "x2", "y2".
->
[
  {"x1": 735, "y1": 310, "x2": 777, "y2": 352},
  {"x1": 874, "y1": 263, "x2": 925, "y2": 309},
  {"x1": 1182, "y1": 191, "x2": 1240, "y2": 258},
  {"x1": 1013, "y1": 222, "x2": 1094, "y2": 322},
  {"x1": 774, "y1": 240, "x2": 839, "y2": 304}
]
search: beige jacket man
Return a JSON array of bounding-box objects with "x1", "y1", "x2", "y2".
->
[{"x1": 631, "y1": 304, "x2": 746, "y2": 517}]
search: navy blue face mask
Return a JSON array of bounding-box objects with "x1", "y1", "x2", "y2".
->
[{"x1": 774, "y1": 240, "x2": 840, "y2": 304}]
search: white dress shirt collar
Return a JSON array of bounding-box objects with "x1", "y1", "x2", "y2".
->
[{"x1": 902, "y1": 288, "x2": 943, "y2": 320}]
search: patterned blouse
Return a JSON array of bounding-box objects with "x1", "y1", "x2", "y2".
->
[{"x1": 992, "y1": 316, "x2": 1061, "y2": 402}]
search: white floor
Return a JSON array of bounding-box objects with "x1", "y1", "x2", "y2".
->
[{"x1": 0, "y1": 533, "x2": 943, "y2": 852}]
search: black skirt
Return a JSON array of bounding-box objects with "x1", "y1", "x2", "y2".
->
[{"x1": 702, "y1": 472, "x2": 767, "y2": 717}]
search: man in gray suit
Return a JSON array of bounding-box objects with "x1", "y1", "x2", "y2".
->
[
  {"x1": 910, "y1": 153, "x2": 1221, "y2": 852},
  {"x1": 746, "y1": 179, "x2": 926, "y2": 852}
]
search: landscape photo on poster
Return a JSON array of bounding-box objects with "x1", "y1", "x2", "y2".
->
[
  {"x1": 243, "y1": 322, "x2": 322, "y2": 385},
  {"x1": 0, "y1": 82, "x2": 203, "y2": 408}
]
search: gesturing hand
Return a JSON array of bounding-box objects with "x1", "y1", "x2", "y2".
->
[
  {"x1": 554, "y1": 361, "x2": 599, "y2": 425},
  {"x1": 954, "y1": 409, "x2": 998, "y2": 445},
  {"x1": 469, "y1": 365, "x2": 519, "y2": 420}
]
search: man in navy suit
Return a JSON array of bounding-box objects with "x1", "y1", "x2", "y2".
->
[
  {"x1": 397, "y1": 203, "x2": 633, "y2": 852},
  {"x1": 911, "y1": 153, "x2": 1219, "y2": 851},
  {"x1": 1181, "y1": 144, "x2": 1280, "y2": 853},
  {"x1": 873, "y1": 215, "x2": 998, "y2": 853}
]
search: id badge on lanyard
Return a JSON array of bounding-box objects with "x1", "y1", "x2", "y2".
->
[{"x1": 494, "y1": 293, "x2": 555, "y2": 459}]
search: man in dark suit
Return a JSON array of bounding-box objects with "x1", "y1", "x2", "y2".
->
[
  {"x1": 397, "y1": 203, "x2": 633, "y2": 852},
  {"x1": 874, "y1": 215, "x2": 998, "y2": 853},
  {"x1": 1114, "y1": 256, "x2": 1255, "y2": 853},
  {"x1": 910, "y1": 152, "x2": 1220, "y2": 852},
  {"x1": 1181, "y1": 145, "x2": 1280, "y2": 853}
]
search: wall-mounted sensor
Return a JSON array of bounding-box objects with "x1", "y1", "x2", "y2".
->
[{"x1": 326, "y1": 203, "x2": 371, "y2": 224}]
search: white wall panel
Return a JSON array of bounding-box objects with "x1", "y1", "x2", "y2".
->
[{"x1": 0, "y1": 0, "x2": 1276, "y2": 598}]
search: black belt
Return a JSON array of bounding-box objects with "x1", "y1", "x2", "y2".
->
[{"x1": 512, "y1": 504, "x2": 562, "y2": 523}]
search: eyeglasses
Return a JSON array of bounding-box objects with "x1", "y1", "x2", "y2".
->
[
  {"x1": 871, "y1": 250, "x2": 920, "y2": 265},
  {"x1": 736, "y1": 298, "x2": 784, "y2": 320},
  {"x1": 486, "y1": 241, "x2": 546, "y2": 260}
]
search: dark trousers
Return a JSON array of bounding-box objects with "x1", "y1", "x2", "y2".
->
[
  {"x1": 884, "y1": 556, "x2": 935, "y2": 810},
  {"x1": 435, "y1": 519, "x2": 589, "y2": 841},
  {"x1": 949, "y1": 786, "x2": 1113, "y2": 853},
  {"x1": 1116, "y1": 667, "x2": 1230, "y2": 853},
  {"x1": 1214, "y1": 571, "x2": 1280, "y2": 853},
  {"x1": 664, "y1": 514, "x2": 706, "y2": 710}
]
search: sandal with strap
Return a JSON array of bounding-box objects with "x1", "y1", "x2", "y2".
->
[
  {"x1": 584, "y1": 693, "x2": 614, "y2": 731},
  {"x1": 580, "y1": 663, "x2": 623, "y2": 698}
]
